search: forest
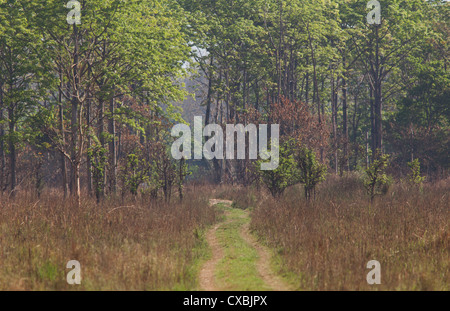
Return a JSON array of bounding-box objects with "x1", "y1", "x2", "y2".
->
[{"x1": 0, "y1": 0, "x2": 448, "y2": 291}]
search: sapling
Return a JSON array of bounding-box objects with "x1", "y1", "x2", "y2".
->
[{"x1": 364, "y1": 154, "x2": 392, "y2": 202}]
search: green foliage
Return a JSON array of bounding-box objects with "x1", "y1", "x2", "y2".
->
[
  {"x1": 255, "y1": 140, "x2": 298, "y2": 198},
  {"x1": 37, "y1": 261, "x2": 59, "y2": 282},
  {"x1": 120, "y1": 141, "x2": 190, "y2": 202},
  {"x1": 88, "y1": 140, "x2": 108, "y2": 200},
  {"x1": 407, "y1": 159, "x2": 426, "y2": 185},
  {"x1": 294, "y1": 146, "x2": 327, "y2": 201},
  {"x1": 177, "y1": 158, "x2": 191, "y2": 200},
  {"x1": 149, "y1": 144, "x2": 178, "y2": 201},
  {"x1": 120, "y1": 150, "x2": 150, "y2": 197},
  {"x1": 0, "y1": 0, "x2": 56, "y2": 163},
  {"x1": 255, "y1": 140, "x2": 326, "y2": 200},
  {"x1": 0, "y1": 0, "x2": 448, "y2": 199},
  {"x1": 363, "y1": 154, "x2": 392, "y2": 202}
]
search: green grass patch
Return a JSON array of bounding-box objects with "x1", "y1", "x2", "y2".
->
[
  {"x1": 171, "y1": 227, "x2": 212, "y2": 291},
  {"x1": 215, "y1": 207, "x2": 271, "y2": 291}
]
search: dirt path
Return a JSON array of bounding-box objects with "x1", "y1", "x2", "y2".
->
[
  {"x1": 199, "y1": 199, "x2": 292, "y2": 291},
  {"x1": 198, "y1": 199, "x2": 233, "y2": 291},
  {"x1": 240, "y1": 222, "x2": 292, "y2": 291},
  {"x1": 198, "y1": 222, "x2": 224, "y2": 291}
]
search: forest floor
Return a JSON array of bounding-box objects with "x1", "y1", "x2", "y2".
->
[{"x1": 199, "y1": 199, "x2": 292, "y2": 291}]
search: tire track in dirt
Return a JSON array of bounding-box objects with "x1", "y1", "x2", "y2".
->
[
  {"x1": 199, "y1": 199, "x2": 292, "y2": 291},
  {"x1": 240, "y1": 221, "x2": 292, "y2": 291},
  {"x1": 198, "y1": 222, "x2": 223, "y2": 291},
  {"x1": 198, "y1": 200, "x2": 233, "y2": 291}
]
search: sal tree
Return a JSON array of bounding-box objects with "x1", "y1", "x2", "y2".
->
[
  {"x1": 351, "y1": 0, "x2": 431, "y2": 157},
  {"x1": 0, "y1": 0, "x2": 54, "y2": 196},
  {"x1": 21, "y1": 0, "x2": 190, "y2": 204}
]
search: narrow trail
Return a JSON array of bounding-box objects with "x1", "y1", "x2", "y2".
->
[
  {"x1": 198, "y1": 222, "x2": 223, "y2": 291},
  {"x1": 199, "y1": 199, "x2": 293, "y2": 291},
  {"x1": 240, "y1": 222, "x2": 292, "y2": 291},
  {"x1": 198, "y1": 199, "x2": 233, "y2": 291}
]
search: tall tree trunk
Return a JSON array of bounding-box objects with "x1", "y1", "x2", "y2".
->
[
  {"x1": 0, "y1": 80, "x2": 4, "y2": 193},
  {"x1": 366, "y1": 131, "x2": 370, "y2": 169},
  {"x1": 70, "y1": 24, "x2": 81, "y2": 205},
  {"x1": 331, "y1": 72, "x2": 338, "y2": 174},
  {"x1": 71, "y1": 162, "x2": 81, "y2": 204},
  {"x1": 307, "y1": 23, "x2": 323, "y2": 162},
  {"x1": 86, "y1": 99, "x2": 93, "y2": 196},
  {"x1": 305, "y1": 61, "x2": 309, "y2": 104},
  {"x1": 321, "y1": 78, "x2": 325, "y2": 117},
  {"x1": 8, "y1": 85, "x2": 15, "y2": 197},
  {"x1": 342, "y1": 56, "x2": 349, "y2": 172},
  {"x1": 108, "y1": 94, "x2": 117, "y2": 195},
  {"x1": 242, "y1": 67, "x2": 246, "y2": 112},
  {"x1": 254, "y1": 79, "x2": 260, "y2": 111},
  {"x1": 205, "y1": 63, "x2": 221, "y2": 184},
  {"x1": 178, "y1": 158, "x2": 184, "y2": 202},
  {"x1": 374, "y1": 81, "x2": 383, "y2": 153},
  {"x1": 97, "y1": 97, "x2": 105, "y2": 201},
  {"x1": 205, "y1": 56, "x2": 213, "y2": 127},
  {"x1": 59, "y1": 67, "x2": 69, "y2": 198},
  {"x1": 373, "y1": 26, "x2": 383, "y2": 156},
  {"x1": 352, "y1": 93, "x2": 360, "y2": 170},
  {"x1": 309, "y1": 42, "x2": 320, "y2": 122},
  {"x1": 278, "y1": 0, "x2": 283, "y2": 101},
  {"x1": 370, "y1": 87, "x2": 376, "y2": 159}
]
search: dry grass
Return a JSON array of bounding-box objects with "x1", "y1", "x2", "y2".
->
[
  {"x1": 0, "y1": 187, "x2": 218, "y2": 290},
  {"x1": 213, "y1": 184, "x2": 259, "y2": 210},
  {"x1": 250, "y1": 175, "x2": 449, "y2": 290},
  {"x1": 1, "y1": 177, "x2": 447, "y2": 291}
]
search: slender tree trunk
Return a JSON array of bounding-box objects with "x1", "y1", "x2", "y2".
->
[
  {"x1": 8, "y1": 85, "x2": 15, "y2": 197},
  {"x1": 205, "y1": 61, "x2": 221, "y2": 184},
  {"x1": 374, "y1": 26, "x2": 383, "y2": 156},
  {"x1": 243, "y1": 66, "x2": 247, "y2": 112},
  {"x1": 254, "y1": 79, "x2": 259, "y2": 111},
  {"x1": 370, "y1": 87, "x2": 375, "y2": 159},
  {"x1": 205, "y1": 56, "x2": 213, "y2": 127},
  {"x1": 59, "y1": 67, "x2": 69, "y2": 198},
  {"x1": 71, "y1": 162, "x2": 81, "y2": 204},
  {"x1": 374, "y1": 82, "x2": 383, "y2": 153},
  {"x1": 179, "y1": 158, "x2": 184, "y2": 202},
  {"x1": 309, "y1": 46, "x2": 320, "y2": 122},
  {"x1": 342, "y1": 56, "x2": 349, "y2": 172},
  {"x1": 0, "y1": 80, "x2": 4, "y2": 193},
  {"x1": 108, "y1": 94, "x2": 117, "y2": 194},
  {"x1": 86, "y1": 99, "x2": 93, "y2": 196},
  {"x1": 97, "y1": 97, "x2": 105, "y2": 201},
  {"x1": 352, "y1": 93, "x2": 360, "y2": 170},
  {"x1": 307, "y1": 24, "x2": 323, "y2": 162},
  {"x1": 321, "y1": 78, "x2": 325, "y2": 117},
  {"x1": 366, "y1": 131, "x2": 370, "y2": 169},
  {"x1": 305, "y1": 61, "x2": 309, "y2": 104},
  {"x1": 331, "y1": 72, "x2": 338, "y2": 174},
  {"x1": 70, "y1": 24, "x2": 81, "y2": 206},
  {"x1": 277, "y1": 0, "x2": 283, "y2": 100}
]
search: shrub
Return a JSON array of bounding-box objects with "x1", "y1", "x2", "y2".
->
[
  {"x1": 294, "y1": 146, "x2": 327, "y2": 201},
  {"x1": 407, "y1": 158, "x2": 426, "y2": 186},
  {"x1": 363, "y1": 154, "x2": 392, "y2": 202},
  {"x1": 255, "y1": 140, "x2": 298, "y2": 198},
  {"x1": 255, "y1": 140, "x2": 326, "y2": 200}
]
